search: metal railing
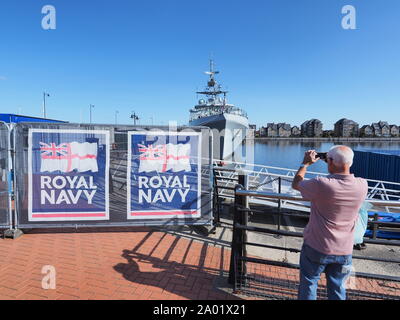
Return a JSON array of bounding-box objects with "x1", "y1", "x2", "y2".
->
[
  {"x1": 213, "y1": 159, "x2": 400, "y2": 213},
  {"x1": 228, "y1": 175, "x2": 400, "y2": 300}
]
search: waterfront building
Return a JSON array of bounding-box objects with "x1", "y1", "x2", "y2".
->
[
  {"x1": 249, "y1": 124, "x2": 257, "y2": 130},
  {"x1": 266, "y1": 123, "x2": 278, "y2": 137},
  {"x1": 390, "y1": 125, "x2": 399, "y2": 137},
  {"x1": 334, "y1": 118, "x2": 359, "y2": 137},
  {"x1": 371, "y1": 121, "x2": 391, "y2": 137},
  {"x1": 379, "y1": 121, "x2": 391, "y2": 137},
  {"x1": 301, "y1": 119, "x2": 323, "y2": 137},
  {"x1": 291, "y1": 126, "x2": 301, "y2": 137},
  {"x1": 371, "y1": 122, "x2": 382, "y2": 137},
  {"x1": 277, "y1": 123, "x2": 291, "y2": 137},
  {"x1": 246, "y1": 124, "x2": 257, "y2": 138},
  {"x1": 360, "y1": 125, "x2": 374, "y2": 137},
  {"x1": 322, "y1": 130, "x2": 334, "y2": 138}
]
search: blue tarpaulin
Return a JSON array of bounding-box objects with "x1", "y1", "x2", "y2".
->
[{"x1": 365, "y1": 212, "x2": 400, "y2": 240}]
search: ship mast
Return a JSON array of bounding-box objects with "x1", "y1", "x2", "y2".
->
[{"x1": 196, "y1": 59, "x2": 228, "y2": 99}]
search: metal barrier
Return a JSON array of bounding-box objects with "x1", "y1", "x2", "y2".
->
[
  {"x1": 213, "y1": 160, "x2": 400, "y2": 213},
  {"x1": 228, "y1": 176, "x2": 400, "y2": 300},
  {"x1": 0, "y1": 122, "x2": 12, "y2": 230},
  {"x1": 12, "y1": 122, "x2": 213, "y2": 230}
]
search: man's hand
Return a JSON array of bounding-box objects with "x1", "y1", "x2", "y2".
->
[
  {"x1": 302, "y1": 150, "x2": 319, "y2": 166},
  {"x1": 292, "y1": 150, "x2": 319, "y2": 191}
]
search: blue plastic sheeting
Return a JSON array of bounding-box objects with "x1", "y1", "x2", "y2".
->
[
  {"x1": 365, "y1": 212, "x2": 400, "y2": 240},
  {"x1": 351, "y1": 151, "x2": 400, "y2": 191},
  {"x1": 0, "y1": 114, "x2": 66, "y2": 124}
]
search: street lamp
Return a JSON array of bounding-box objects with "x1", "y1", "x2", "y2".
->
[
  {"x1": 130, "y1": 111, "x2": 139, "y2": 125},
  {"x1": 89, "y1": 104, "x2": 95, "y2": 124},
  {"x1": 115, "y1": 110, "x2": 119, "y2": 125},
  {"x1": 43, "y1": 92, "x2": 50, "y2": 118}
]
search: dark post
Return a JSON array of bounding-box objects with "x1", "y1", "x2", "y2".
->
[
  {"x1": 213, "y1": 169, "x2": 221, "y2": 226},
  {"x1": 277, "y1": 177, "x2": 282, "y2": 230},
  {"x1": 228, "y1": 172, "x2": 248, "y2": 287},
  {"x1": 274, "y1": 177, "x2": 283, "y2": 239},
  {"x1": 372, "y1": 213, "x2": 379, "y2": 240},
  {"x1": 238, "y1": 173, "x2": 249, "y2": 280}
]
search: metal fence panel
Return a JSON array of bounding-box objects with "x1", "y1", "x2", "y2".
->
[
  {"x1": 352, "y1": 151, "x2": 400, "y2": 191},
  {"x1": 14, "y1": 123, "x2": 213, "y2": 229},
  {"x1": 0, "y1": 122, "x2": 11, "y2": 229}
]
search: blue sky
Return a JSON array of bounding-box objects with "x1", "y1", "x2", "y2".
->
[{"x1": 0, "y1": 0, "x2": 399, "y2": 129}]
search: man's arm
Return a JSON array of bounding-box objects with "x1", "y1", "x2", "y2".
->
[{"x1": 292, "y1": 150, "x2": 319, "y2": 191}]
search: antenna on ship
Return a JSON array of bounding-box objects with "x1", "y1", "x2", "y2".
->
[
  {"x1": 196, "y1": 59, "x2": 228, "y2": 99},
  {"x1": 205, "y1": 59, "x2": 219, "y2": 89}
]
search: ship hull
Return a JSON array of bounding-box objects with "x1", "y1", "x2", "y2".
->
[{"x1": 189, "y1": 113, "x2": 249, "y2": 161}]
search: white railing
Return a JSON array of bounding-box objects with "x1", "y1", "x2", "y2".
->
[{"x1": 213, "y1": 159, "x2": 400, "y2": 213}]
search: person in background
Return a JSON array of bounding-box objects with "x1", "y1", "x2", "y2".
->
[{"x1": 292, "y1": 146, "x2": 368, "y2": 300}]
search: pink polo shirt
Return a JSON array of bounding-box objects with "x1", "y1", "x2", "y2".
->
[{"x1": 298, "y1": 174, "x2": 368, "y2": 255}]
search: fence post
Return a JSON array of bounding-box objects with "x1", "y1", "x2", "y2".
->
[
  {"x1": 3, "y1": 123, "x2": 23, "y2": 239},
  {"x1": 274, "y1": 177, "x2": 283, "y2": 239},
  {"x1": 228, "y1": 172, "x2": 248, "y2": 288},
  {"x1": 238, "y1": 173, "x2": 249, "y2": 281},
  {"x1": 372, "y1": 213, "x2": 379, "y2": 240},
  {"x1": 212, "y1": 168, "x2": 221, "y2": 227},
  {"x1": 277, "y1": 177, "x2": 282, "y2": 230}
]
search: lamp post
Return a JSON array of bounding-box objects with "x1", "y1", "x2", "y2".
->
[
  {"x1": 115, "y1": 110, "x2": 119, "y2": 125},
  {"x1": 43, "y1": 92, "x2": 50, "y2": 118},
  {"x1": 130, "y1": 111, "x2": 139, "y2": 126},
  {"x1": 89, "y1": 104, "x2": 95, "y2": 124}
]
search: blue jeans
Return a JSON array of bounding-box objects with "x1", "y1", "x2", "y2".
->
[{"x1": 298, "y1": 244, "x2": 353, "y2": 300}]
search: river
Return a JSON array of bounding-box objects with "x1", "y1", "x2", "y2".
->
[{"x1": 239, "y1": 139, "x2": 400, "y2": 174}]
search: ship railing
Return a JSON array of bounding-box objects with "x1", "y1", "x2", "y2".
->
[{"x1": 212, "y1": 159, "x2": 400, "y2": 213}]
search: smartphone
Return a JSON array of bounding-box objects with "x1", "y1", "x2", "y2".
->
[{"x1": 317, "y1": 152, "x2": 327, "y2": 161}]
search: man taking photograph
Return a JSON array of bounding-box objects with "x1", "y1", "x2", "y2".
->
[{"x1": 292, "y1": 145, "x2": 368, "y2": 300}]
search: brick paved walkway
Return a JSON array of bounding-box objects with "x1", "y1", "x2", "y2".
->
[
  {"x1": 0, "y1": 228, "x2": 238, "y2": 300},
  {"x1": 1, "y1": 228, "x2": 399, "y2": 300}
]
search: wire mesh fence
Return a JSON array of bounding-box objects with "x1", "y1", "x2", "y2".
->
[
  {"x1": 13, "y1": 122, "x2": 213, "y2": 229},
  {"x1": 0, "y1": 122, "x2": 11, "y2": 229},
  {"x1": 235, "y1": 257, "x2": 400, "y2": 300}
]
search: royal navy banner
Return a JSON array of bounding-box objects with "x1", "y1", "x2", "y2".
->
[
  {"x1": 128, "y1": 131, "x2": 201, "y2": 220},
  {"x1": 28, "y1": 129, "x2": 110, "y2": 221}
]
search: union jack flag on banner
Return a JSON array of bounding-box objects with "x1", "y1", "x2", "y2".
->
[
  {"x1": 138, "y1": 143, "x2": 191, "y2": 173},
  {"x1": 128, "y1": 131, "x2": 201, "y2": 220},
  {"x1": 40, "y1": 141, "x2": 98, "y2": 173},
  {"x1": 28, "y1": 129, "x2": 110, "y2": 222}
]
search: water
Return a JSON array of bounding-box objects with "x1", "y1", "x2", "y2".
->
[{"x1": 246, "y1": 140, "x2": 400, "y2": 174}]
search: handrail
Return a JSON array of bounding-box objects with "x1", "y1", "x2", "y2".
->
[
  {"x1": 213, "y1": 159, "x2": 400, "y2": 186},
  {"x1": 235, "y1": 189, "x2": 400, "y2": 208},
  {"x1": 213, "y1": 160, "x2": 328, "y2": 176},
  {"x1": 214, "y1": 171, "x2": 400, "y2": 196}
]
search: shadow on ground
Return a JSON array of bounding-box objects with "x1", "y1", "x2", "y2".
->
[{"x1": 113, "y1": 232, "x2": 241, "y2": 300}]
